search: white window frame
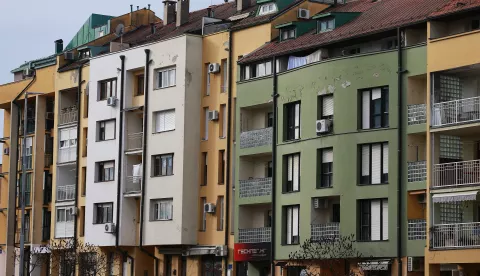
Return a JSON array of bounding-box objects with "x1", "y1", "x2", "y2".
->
[
  {"x1": 285, "y1": 153, "x2": 300, "y2": 192},
  {"x1": 98, "y1": 78, "x2": 117, "y2": 101},
  {"x1": 360, "y1": 142, "x2": 389, "y2": 185},
  {"x1": 151, "y1": 198, "x2": 173, "y2": 221},
  {"x1": 94, "y1": 202, "x2": 113, "y2": 224},
  {"x1": 97, "y1": 119, "x2": 116, "y2": 141},
  {"x1": 59, "y1": 128, "x2": 77, "y2": 149},
  {"x1": 153, "y1": 109, "x2": 176, "y2": 133},
  {"x1": 359, "y1": 199, "x2": 388, "y2": 241},
  {"x1": 156, "y1": 67, "x2": 176, "y2": 89},
  {"x1": 285, "y1": 205, "x2": 300, "y2": 245},
  {"x1": 56, "y1": 207, "x2": 74, "y2": 223},
  {"x1": 259, "y1": 3, "x2": 277, "y2": 15},
  {"x1": 96, "y1": 161, "x2": 115, "y2": 182},
  {"x1": 281, "y1": 28, "x2": 296, "y2": 41},
  {"x1": 319, "y1": 18, "x2": 335, "y2": 32}
]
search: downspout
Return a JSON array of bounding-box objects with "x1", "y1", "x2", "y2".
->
[
  {"x1": 74, "y1": 65, "x2": 84, "y2": 251},
  {"x1": 139, "y1": 49, "x2": 160, "y2": 276},
  {"x1": 271, "y1": 56, "x2": 278, "y2": 276},
  {"x1": 115, "y1": 55, "x2": 126, "y2": 247}
]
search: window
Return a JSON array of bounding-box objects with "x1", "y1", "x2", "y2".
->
[
  {"x1": 152, "y1": 154, "x2": 174, "y2": 177},
  {"x1": 217, "y1": 196, "x2": 224, "y2": 231},
  {"x1": 79, "y1": 49, "x2": 91, "y2": 59},
  {"x1": 200, "y1": 197, "x2": 207, "y2": 231},
  {"x1": 220, "y1": 104, "x2": 227, "y2": 138},
  {"x1": 358, "y1": 199, "x2": 388, "y2": 241},
  {"x1": 242, "y1": 61, "x2": 272, "y2": 80},
  {"x1": 59, "y1": 128, "x2": 77, "y2": 149},
  {"x1": 156, "y1": 67, "x2": 176, "y2": 88},
  {"x1": 284, "y1": 205, "x2": 300, "y2": 245},
  {"x1": 332, "y1": 203, "x2": 340, "y2": 223},
  {"x1": 284, "y1": 101, "x2": 301, "y2": 141},
  {"x1": 25, "y1": 173, "x2": 32, "y2": 206},
  {"x1": 97, "y1": 119, "x2": 116, "y2": 141},
  {"x1": 96, "y1": 161, "x2": 115, "y2": 182},
  {"x1": 360, "y1": 143, "x2": 389, "y2": 185},
  {"x1": 56, "y1": 207, "x2": 74, "y2": 223},
  {"x1": 201, "y1": 152, "x2": 208, "y2": 186},
  {"x1": 361, "y1": 87, "x2": 389, "y2": 129},
  {"x1": 94, "y1": 202, "x2": 113, "y2": 224},
  {"x1": 317, "y1": 148, "x2": 333, "y2": 188},
  {"x1": 218, "y1": 150, "x2": 225, "y2": 184},
  {"x1": 81, "y1": 167, "x2": 87, "y2": 196},
  {"x1": 203, "y1": 107, "x2": 209, "y2": 140},
  {"x1": 80, "y1": 206, "x2": 85, "y2": 237},
  {"x1": 318, "y1": 18, "x2": 334, "y2": 32},
  {"x1": 151, "y1": 198, "x2": 173, "y2": 221},
  {"x1": 284, "y1": 153, "x2": 300, "y2": 193},
  {"x1": 259, "y1": 3, "x2": 277, "y2": 15},
  {"x1": 154, "y1": 109, "x2": 175, "y2": 133},
  {"x1": 267, "y1": 112, "x2": 274, "y2": 128},
  {"x1": 99, "y1": 79, "x2": 117, "y2": 101},
  {"x1": 221, "y1": 59, "x2": 228, "y2": 93},
  {"x1": 136, "y1": 74, "x2": 145, "y2": 96},
  {"x1": 318, "y1": 94, "x2": 334, "y2": 120},
  {"x1": 266, "y1": 161, "x2": 273, "y2": 178},
  {"x1": 281, "y1": 28, "x2": 296, "y2": 41},
  {"x1": 206, "y1": 64, "x2": 211, "y2": 96}
]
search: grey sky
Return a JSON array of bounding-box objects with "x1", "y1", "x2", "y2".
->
[{"x1": 0, "y1": 0, "x2": 227, "y2": 84}]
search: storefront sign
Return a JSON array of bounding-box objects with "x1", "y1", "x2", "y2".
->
[{"x1": 234, "y1": 243, "x2": 270, "y2": 262}]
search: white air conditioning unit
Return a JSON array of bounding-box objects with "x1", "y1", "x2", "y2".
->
[
  {"x1": 208, "y1": 63, "x2": 220, "y2": 74},
  {"x1": 204, "y1": 203, "x2": 216, "y2": 213},
  {"x1": 64, "y1": 52, "x2": 75, "y2": 61},
  {"x1": 298, "y1": 8, "x2": 310, "y2": 19},
  {"x1": 407, "y1": 257, "x2": 424, "y2": 272},
  {"x1": 107, "y1": 96, "x2": 117, "y2": 107},
  {"x1": 208, "y1": 110, "x2": 219, "y2": 121},
  {"x1": 68, "y1": 206, "x2": 78, "y2": 216},
  {"x1": 105, "y1": 223, "x2": 116, "y2": 233},
  {"x1": 313, "y1": 198, "x2": 329, "y2": 209},
  {"x1": 3, "y1": 148, "x2": 9, "y2": 155},
  {"x1": 316, "y1": 119, "x2": 332, "y2": 134}
]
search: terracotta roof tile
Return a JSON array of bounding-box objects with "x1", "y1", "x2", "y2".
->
[{"x1": 430, "y1": 0, "x2": 480, "y2": 17}]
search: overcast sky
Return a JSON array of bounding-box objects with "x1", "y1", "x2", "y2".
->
[{"x1": 0, "y1": 0, "x2": 228, "y2": 84}]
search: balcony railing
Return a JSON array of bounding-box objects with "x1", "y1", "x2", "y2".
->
[
  {"x1": 238, "y1": 227, "x2": 271, "y2": 243},
  {"x1": 408, "y1": 104, "x2": 427, "y2": 125},
  {"x1": 432, "y1": 96, "x2": 480, "y2": 127},
  {"x1": 433, "y1": 159, "x2": 480, "y2": 188},
  {"x1": 58, "y1": 107, "x2": 78, "y2": 125},
  {"x1": 408, "y1": 161, "x2": 427, "y2": 182},
  {"x1": 124, "y1": 176, "x2": 142, "y2": 195},
  {"x1": 240, "y1": 127, "x2": 273, "y2": 149},
  {"x1": 431, "y1": 222, "x2": 480, "y2": 249},
  {"x1": 44, "y1": 153, "x2": 53, "y2": 167},
  {"x1": 239, "y1": 177, "x2": 272, "y2": 198},
  {"x1": 58, "y1": 147, "x2": 77, "y2": 163},
  {"x1": 408, "y1": 219, "x2": 426, "y2": 240},
  {"x1": 311, "y1": 223, "x2": 340, "y2": 241},
  {"x1": 57, "y1": 185, "x2": 75, "y2": 201},
  {"x1": 126, "y1": 132, "x2": 143, "y2": 152}
]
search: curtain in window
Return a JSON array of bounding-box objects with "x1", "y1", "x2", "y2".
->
[
  {"x1": 105, "y1": 120, "x2": 115, "y2": 140},
  {"x1": 362, "y1": 91, "x2": 371, "y2": 129},
  {"x1": 371, "y1": 144, "x2": 381, "y2": 184},
  {"x1": 168, "y1": 69, "x2": 176, "y2": 86}
]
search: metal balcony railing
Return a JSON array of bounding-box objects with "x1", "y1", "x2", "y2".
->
[
  {"x1": 58, "y1": 107, "x2": 78, "y2": 125},
  {"x1": 431, "y1": 222, "x2": 480, "y2": 249},
  {"x1": 124, "y1": 176, "x2": 142, "y2": 195},
  {"x1": 44, "y1": 153, "x2": 53, "y2": 167},
  {"x1": 432, "y1": 96, "x2": 480, "y2": 127},
  {"x1": 408, "y1": 104, "x2": 427, "y2": 125},
  {"x1": 57, "y1": 185, "x2": 75, "y2": 201},
  {"x1": 126, "y1": 132, "x2": 143, "y2": 152},
  {"x1": 433, "y1": 159, "x2": 480, "y2": 188},
  {"x1": 238, "y1": 227, "x2": 271, "y2": 243},
  {"x1": 239, "y1": 177, "x2": 272, "y2": 198},
  {"x1": 408, "y1": 161, "x2": 427, "y2": 182},
  {"x1": 58, "y1": 147, "x2": 77, "y2": 163},
  {"x1": 311, "y1": 222, "x2": 340, "y2": 241},
  {"x1": 240, "y1": 127, "x2": 273, "y2": 149},
  {"x1": 408, "y1": 219, "x2": 426, "y2": 240}
]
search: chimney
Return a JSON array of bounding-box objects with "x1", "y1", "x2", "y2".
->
[
  {"x1": 237, "y1": 0, "x2": 251, "y2": 12},
  {"x1": 163, "y1": 0, "x2": 176, "y2": 25},
  {"x1": 54, "y1": 39, "x2": 63, "y2": 54},
  {"x1": 176, "y1": 0, "x2": 190, "y2": 27}
]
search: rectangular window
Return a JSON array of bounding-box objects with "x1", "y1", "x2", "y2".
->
[
  {"x1": 318, "y1": 18, "x2": 335, "y2": 32},
  {"x1": 266, "y1": 161, "x2": 273, "y2": 178},
  {"x1": 59, "y1": 128, "x2": 77, "y2": 149},
  {"x1": 360, "y1": 143, "x2": 389, "y2": 185},
  {"x1": 152, "y1": 154, "x2": 174, "y2": 177},
  {"x1": 332, "y1": 203, "x2": 340, "y2": 223},
  {"x1": 218, "y1": 150, "x2": 225, "y2": 184},
  {"x1": 259, "y1": 3, "x2": 277, "y2": 15},
  {"x1": 82, "y1": 127, "x2": 88, "y2": 157},
  {"x1": 136, "y1": 74, "x2": 145, "y2": 96},
  {"x1": 96, "y1": 161, "x2": 115, "y2": 182},
  {"x1": 284, "y1": 101, "x2": 301, "y2": 141},
  {"x1": 358, "y1": 199, "x2": 388, "y2": 241},
  {"x1": 361, "y1": 87, "x2": 389, "y2": 129},
  {"x1": 284, "y1": 205, "x2": 300, "y2": 245},
  {"x1": 242, "y1": 61, "x2": 272, "y2": 80},
  {"x1": 97, "y1": 119, "x2": 116, "y2": 141},
  {"x1": 267, "y1": 112, "x2": 274, "y2": 128},
  {"x1": 203, "y1": 107, "x2": 209, "y2": 140},
  {"x1": 151, "y1": 198, "x2": 173, "y2": 221},
  {"x1": 156, "y1": 67, "x2": 176, "y2": 89},
  {"x1": 81, "y1": 167, "x2": 87, "y2": 196},
  {"x1": 153, "y1": 109, "x2": 175, "y2": 133},
  {"x1": 284, "y1": 153, "x2": 300, "y2": 193},
  {"x1": 94, "y1": 202, "x2": 113, "y2": 224},
  {"x1": 99, "y1": 78, "x2": 117, "y2": 101},
  {"x1": 281, "y1": 28, "x2": 296, "y2": 41},
  {"x1": 318, "y1": 94, "x2": 334, "y2": 120},
  {"x1": 80, "y1": 206, "x2": 85, "y2": 237},
  {"x1": 200, "y1": 197, "x2": 207, "y2": 231},
  {"x1": 217, "y1": 196, "x2": 224, "y2": 231},
  {"x1": 56, "y1": 207, "x2": 74, "y2": 223},
  {"x1": 201, "y1": 152, "x2": 208, "y2": 186},
  {"x1": 221, "y1": 59, "x2": 228, "y2": 93},
  {"x1": 220, "y1": 104, "x2": 227, "y2": 138},
  {"x1": 206, "y1": 64, "x2": 211, "y2": 96},
  {"x1": 25, "y1": 173, "x2": 32, "y2": 206},
  {"x1": 317, "y1": 148, "x2": 333, "y2": 188}
]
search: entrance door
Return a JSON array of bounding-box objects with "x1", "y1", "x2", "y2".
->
[{"x1": 236, "y1": 262, "x2": 248, "y2": 276}]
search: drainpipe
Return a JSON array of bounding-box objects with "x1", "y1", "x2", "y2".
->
[
  {"x1": 271, "y1": 56, "x2": 278, "y2": 276},
  {"x1": 139, "y1": 49, "x2": 160, "y2": 276},
  {"x1": 74, "y1": 65, "x2": 84, "y2": 251}
]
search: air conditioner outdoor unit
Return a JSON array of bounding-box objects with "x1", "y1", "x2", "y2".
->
[
  {"x1": 68, "y1": 207, "x2": 78, "y2": 216},
  {"x1": 64, "y1": 52, "x2": 75, "y2": 61},
  {"x1": 204, "y1": 203, "x2": 216, "y2": 213},
  {"x1": 298, "y1": 8, "x2": 310, "y2": 19},
  {"x1": 3, "y1": 148, "x2": 9, "y2": 155},
  {"x1": 208, "y1": 63, "x2": 220, "y2": 74},
  {"x1": 208, "y1": 110, "x2": 219, "y2": 121},
  {"x1": 313, "y1": 198, "x2": 329, "y2": 209},
  {"x1": 107, "y1": 96, "x2": 117, "y2": 107},
  {"x1": 316, "y1": 119, "x2": 332, "y2": 134},
  {"x1": 105, "y1": 223, "x2": 116, "y2": 233}
]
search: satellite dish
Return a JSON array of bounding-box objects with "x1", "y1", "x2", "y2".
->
[{"x1": 115, "y1": 24, "x2": 125, "y2": 37}]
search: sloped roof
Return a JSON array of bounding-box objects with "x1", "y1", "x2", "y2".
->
[
  {"x1": 11, "y1": 54, "x2": 57, "y2": 73},
  {"x1": 239, "y1": 0, "x2": 453, "y2": 64},
  {"x1": 429, "y1": 0, "x2": 480, "y2": 18}
]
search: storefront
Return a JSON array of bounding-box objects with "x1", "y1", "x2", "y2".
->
[{"x1": 234, "y1": 243, "x2": 271, "y2": 276}]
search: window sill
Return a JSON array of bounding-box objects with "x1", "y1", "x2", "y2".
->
[
  {"x1": 94, "y1": 180, "x2": 115, "y2": 183},
  {"x1": 151, "y1": 174, "x2": 174, "y2": 178},
  {"x1": 153, "y1": 129, "x2": 175, "y2": 135},
  {"x1": 153, "y1": 85, "x2": 176, "y2": 90},
  {"x1": 219, "y1": 136, "x2": 226, "y2": 139},
  {"x1": 283, "y1": 138, "x2": 301, "y2": 143},
  {"x1": 358, "y1": 127, "x2": 390, "y2": 132},
  {"x1": 357, "y1": 183, "x2": 389, "y2": 186},
  {"x1": 282, "y1": 190, "x2": 300, "y2": 194},
  {"x1": 356, "y1": 240, "x2": 389, "y2": 243},
  {"x1": 96, "y1": 138, "x2": 116, "y2": 142},
  {"x1": 151, "y1": 219, "x2": 173, "y2": 222},
  {"x1": 316, "y1": 186, "x2": 333, "y2": 189},
  {"x1": 93, "y1": 222, "x2": 112, "y2": 225},
  {"x1": 282, "y1": 243, "x2": 300, "y2": 246}
]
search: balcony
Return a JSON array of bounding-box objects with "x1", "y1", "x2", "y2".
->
[
  {"x1": 126, "y1": 132, "x2": 143, "y2": 152},
  {"x1": 408, "y1": 219, "x2": 426, "y2": 240},
  {"x1": 432, "y1": 159, "x2": 480, "y2": 188},
  {"x1": 240, "y1": 127, "x2": 272, "y2": 149},
  {"x1": 124, "y1": 176, "x2": 142, "y2": 197},
  {"x1": 431, "y1": 222, "x2": 480, "y2": 249},
  {"x1": 44, "y1": 153, "x2": 53, "y2": 167},
  {"x1": 408, "y1": 161, "x2": 427, "y2": 183},
  {"x1": 408, "y1": 104, "x2": 426, "y2": 125},
  {"x1": 19, "y1": 156, "x2": 33, "y2": 170},
  {"x1": 58, "y1": 107, "x2": 78, "y2": 126},
  {"x1": 239, "y1": 177, "x2": 272, "y2": 198},
  {"x1": 311, "y1": 223, "x2": 340, "y2": 241},
  {"x1": 238, "y1": 227, "x2": 271, "y2": 243},
  {"x1": 15, "y1": 228, "x2": 30, "y2": 244},
  {"x1": 58, "y1": 147, "x2": 77, "y2": 164},
  {"x1": 57, "y1": 185, "x2": 75, "y2": 201},
  {"x1": 432, "y1": 96, "x2": 480, "y2": 127}
]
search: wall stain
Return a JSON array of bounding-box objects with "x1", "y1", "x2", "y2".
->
[
  {"x1": 171, "y1": 54, "x2": 178, "y2": 63},
  {"x1": 185, "y1": 70, "x2": 192, "y2": 87}
]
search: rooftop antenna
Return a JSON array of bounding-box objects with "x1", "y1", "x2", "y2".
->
[{"x1": 115, "y1": 24, "x2": 125, "y2": 50}]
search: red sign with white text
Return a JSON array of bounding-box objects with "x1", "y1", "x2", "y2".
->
[{"x1": 234, "y1": 243, "x2": 270, "y2": 262}]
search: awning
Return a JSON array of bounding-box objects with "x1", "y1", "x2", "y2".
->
[
  {"x1": 358, "y1": 260, "x2": 390, "y2": 271},
  {"x1": 432, "y1": 191, "x2": 479, "y2": 203}
]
